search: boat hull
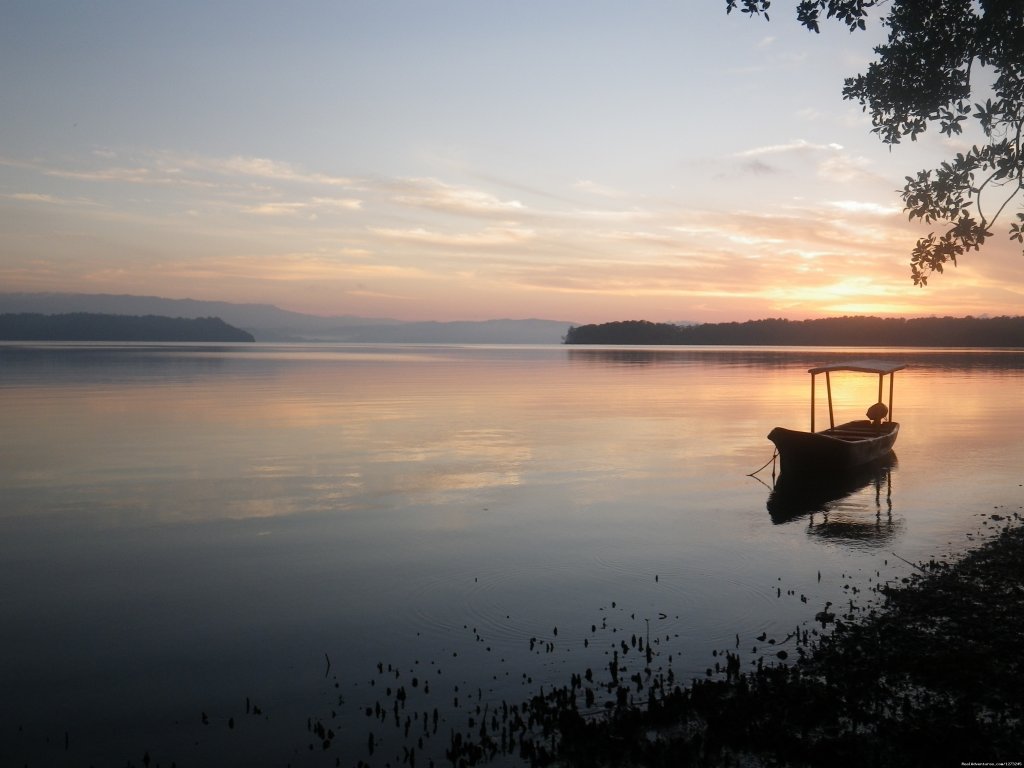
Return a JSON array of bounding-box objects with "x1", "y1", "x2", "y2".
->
[{"x1": 768, "y1": 420, "x2": 899, "y2": 479}]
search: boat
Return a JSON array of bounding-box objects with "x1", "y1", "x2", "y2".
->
[{"x1": 767, "y1": 360, "x2": 906, "y2": 479}]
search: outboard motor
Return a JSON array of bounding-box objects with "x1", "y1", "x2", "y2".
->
[{"x1": 866, "y1": 401, "x2": 888, "y2": 425}]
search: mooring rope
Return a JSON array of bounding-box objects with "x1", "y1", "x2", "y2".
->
[{"x1": 747, "y1": 450, "x2": 778, "y2": 478}]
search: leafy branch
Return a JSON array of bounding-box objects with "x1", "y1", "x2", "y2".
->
[{"x1": 727, "y1": 0, "x2": 1024, "y2": 284}]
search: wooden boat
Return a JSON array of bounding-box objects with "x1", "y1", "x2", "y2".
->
[{"x1": 768, "y1": 360, "x2": 906, "y2": 479}]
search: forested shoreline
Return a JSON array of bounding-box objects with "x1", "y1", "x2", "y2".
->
[
  {"x1": 0, "y1": 313, "x2": 255, "y2": 342},
  {"x1": 564, "y1": 316, "x2": 1024, "y2": 347}
]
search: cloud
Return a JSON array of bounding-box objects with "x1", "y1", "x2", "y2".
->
[
  {"x1": 565, "y1": 207, "x2": 655, "y2": 222},
  {"x1": 725, "y1": 232, "x2": 787, "y2": 246},
  {"x1": 658, "y1": 203, "x2": 914, "y2": 275},
  {"x1": 828, "y1": 200, "x2": 900, "y2": 216},
  {"x1": 135, "y1": 252, "x2": 430, "y2": 285},
  {"x1": 370, "y1": 225, "x2": 535, "y2": 247},
  {"x1": 6, "y1": 192, "x2": 62, "y2": 204},
  {"x1": 495, "y1": 254, "x2": 761, "y2": 299},
  {"x1": 339, "y1": 247, "x2": 374, "y2": 258},
  {"x1": 43, "y1": 164, "x2": 194, "y2": 186},
  {"x1": 730, "y1": 139, "x2": 887, "y2": 185},
  {"x1": 312, "y1": 197, "x2": 363, "y2": 210},
  {"x1": 243, "y1": 202, "x2": 311, "y2": 216},
  {"x1": 735, "y1": 139, "x2": 844, "y2": 158},
  {"x1": 737, "y1": 158, "x2": 781, "y2": 176},
  {"x1": 5, "y1": 151, "x2": 358, "y2": 191},
  {"x1": 390, "y1": 178, "x2": 524, "y2": 216},
  {"x1": 4, "y1": 192, "x2": 98, "y2": 206},
  {"x1": 184, "y1": 154, "x2": 355, "y2": 186},
  {"x1": 598, "y1": 230, "x2": 678, "y2": 247},
  {"x1": 817, "y1": 153, "x2": 879, "y2": 183},
  {"x1": 243, "y1": 197, "x2": 363, "y2": 216},
  {"x1": 573, "y1": 179, "x2": 626, "y2": 198},
  {"x1": 347, "y1": 287, "x2": 414, "y2": 301}
]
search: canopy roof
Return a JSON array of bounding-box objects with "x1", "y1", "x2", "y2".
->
[{"x1": 807, "y1": 360, "x2": 906, "y2": 375}]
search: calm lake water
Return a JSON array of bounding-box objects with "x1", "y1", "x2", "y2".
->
[{"x1": 2, "y1": 343, "x2": 1022, "y2": 766}]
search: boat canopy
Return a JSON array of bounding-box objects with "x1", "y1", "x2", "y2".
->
[
  {"x1": 807, "y1": 360, "x2": 906, "y2": 376},
  {"x1": 806, "y1": 359, "x2": 906, "y2": 432}
]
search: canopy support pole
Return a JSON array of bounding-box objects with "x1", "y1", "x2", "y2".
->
[
  {"x1": 810, "y1": 372, "x2": 816, "y2": 432},
  {"x1": 888, "y1": 372, "x2": 895, "y2": 423},
  {"x1": 825, "y1": 371, "x2": 835, "y2": 430}
]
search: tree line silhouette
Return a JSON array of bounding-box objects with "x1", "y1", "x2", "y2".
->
[
  {"x1": 564, "y1": 316, "x2": 1024, "y2": 347},
  {"x1": 0, "y1": 313, "x2": 255, "y2": 342}
]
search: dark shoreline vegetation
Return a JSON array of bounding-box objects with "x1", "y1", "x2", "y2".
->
[
  {"x1": 564, "y1": 316, "x2": 1024, "y2": 347},
  {"x1": 0, "y1": 312, "x2": 255, "y2": 342}
]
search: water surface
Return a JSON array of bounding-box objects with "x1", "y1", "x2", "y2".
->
[{"x1": 2, "y1": 343, "x2": 1021, "y2": 766}]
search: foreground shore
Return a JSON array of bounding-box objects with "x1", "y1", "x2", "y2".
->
[{"x1": 443, "y1": 512, "x2": 1024, "y2": 767}]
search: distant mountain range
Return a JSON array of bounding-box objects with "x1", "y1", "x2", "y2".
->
[{"x1": 0, "y1": 293, "x2": 572, "y2": 344}]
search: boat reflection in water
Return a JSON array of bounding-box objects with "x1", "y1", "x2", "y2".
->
[{"x1": 767, "y1": 453, "x2": 902, "y2": 545}]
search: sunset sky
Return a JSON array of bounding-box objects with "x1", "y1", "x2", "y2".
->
[{"x1": 3, "y1": 1, "x2": 1022, "y2": 323}]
